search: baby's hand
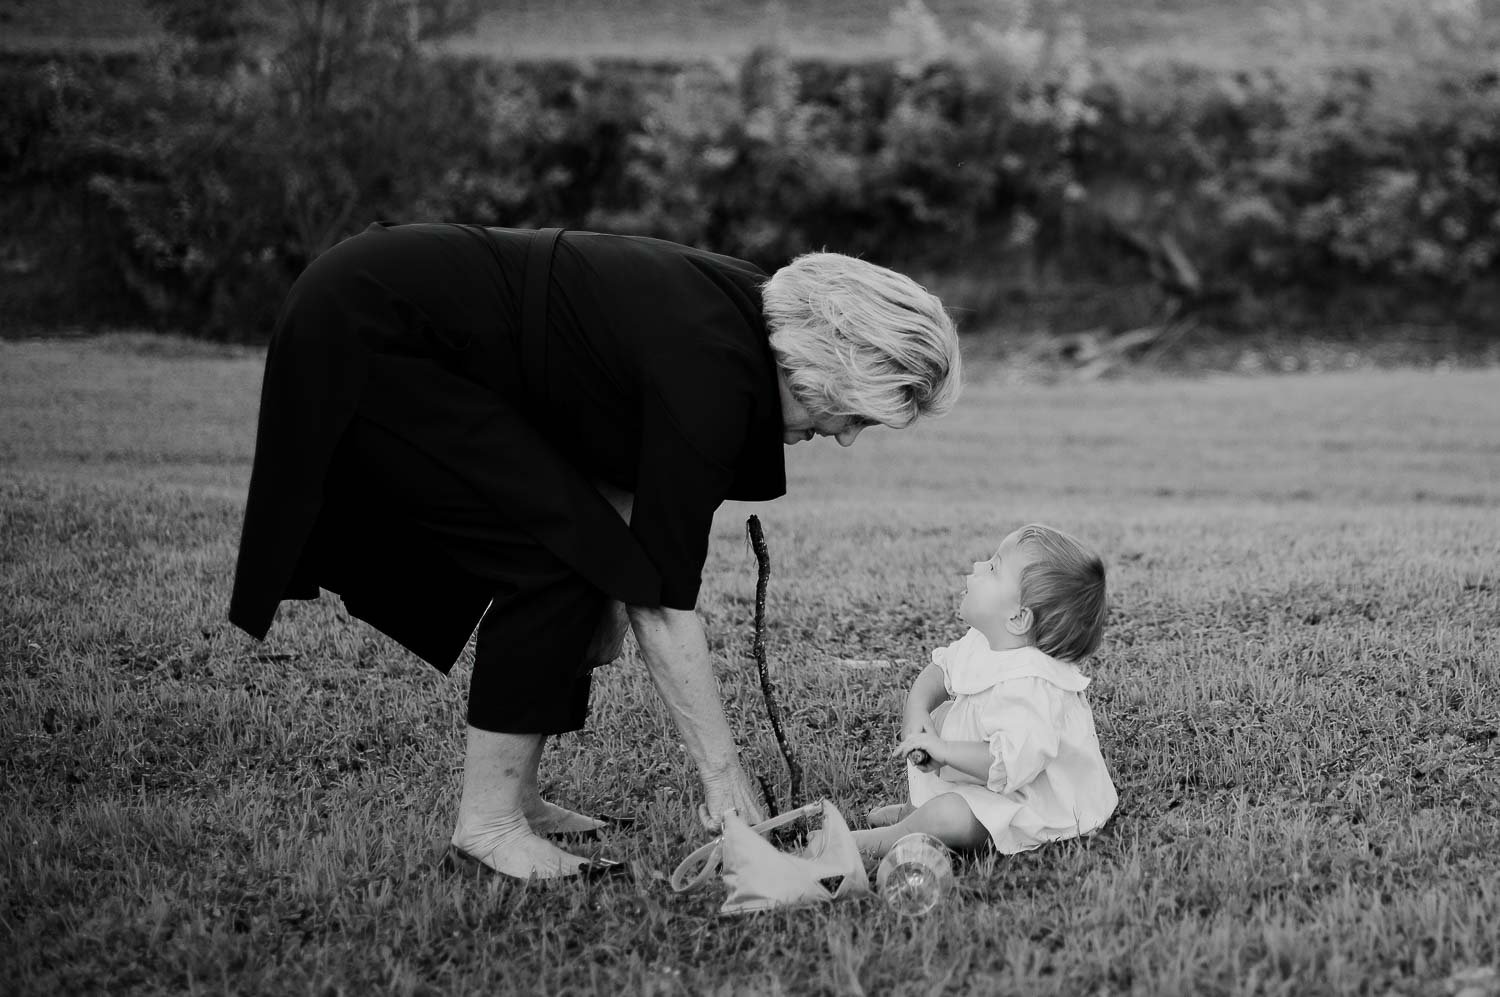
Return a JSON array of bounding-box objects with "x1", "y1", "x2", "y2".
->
[
  {"x1": 892, "y1": 732, "x2": 944, "y2": 773},
  {"x1": 897, "y1": 718, "x2": 937, "y2": 769},
  {"x1": 900, "y1": 714, "x2": 936, "y2": 744}
]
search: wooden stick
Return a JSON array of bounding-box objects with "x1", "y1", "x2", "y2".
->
[{"x1": 746, "y1": 515, "x2": 802, "y2": 811}]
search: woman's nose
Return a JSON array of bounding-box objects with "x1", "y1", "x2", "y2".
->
[{"x1": 834, "y1": 424, "x2": 866, "y2": 447}]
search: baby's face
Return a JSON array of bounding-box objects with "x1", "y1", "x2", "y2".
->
[{"x1": 959, "y1": 528, "x2": 1032, "y2": 635}]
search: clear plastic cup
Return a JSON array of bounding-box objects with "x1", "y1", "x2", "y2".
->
[{"x1": 875, "y1": 832, "x2": 955, "y2": 916}]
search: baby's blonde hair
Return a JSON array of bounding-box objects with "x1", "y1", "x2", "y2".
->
[
  {"x1": 762, "y1": 252, "x2": 961, "y2": 428},
  {"x1": 1016, "y1": 524, "x2": 1107, "y2": 663}
]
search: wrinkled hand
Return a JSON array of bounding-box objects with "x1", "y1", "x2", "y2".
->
[
  {"x1": 698, "y1": 764, "x2": 768, "y2": 833},
  {"x1": 584, "y1": 599, "x2": 629, "y2": 667},
  {"x1": 892, "y1": 731, "x2": 945, "y2": 773}
]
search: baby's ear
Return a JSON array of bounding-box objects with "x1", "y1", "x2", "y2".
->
[{"x1": 1005, "y1": 607, "x2": 1033, "y2": 637}]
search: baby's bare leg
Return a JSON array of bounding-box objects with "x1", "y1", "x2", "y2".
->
[{"x1": 850, "y1": 792, "x2": 988, "y2": 859}]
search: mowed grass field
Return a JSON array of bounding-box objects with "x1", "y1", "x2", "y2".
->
[
  {"x1": 2, "y1": 335, "x2": 1498, "y2": 996},
  {"x1": 6, "y1": 0, "x2": 1487, "y2": 65}
]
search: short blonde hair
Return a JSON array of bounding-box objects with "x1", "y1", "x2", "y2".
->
[
  {"x1": 762, "y1": 253, "x2": 961, "y2": 428},
  {"x1": 1016, "y1": 524, "x2": 1107, "y2": 663}
]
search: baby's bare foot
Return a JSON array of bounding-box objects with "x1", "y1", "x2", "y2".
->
[{"x1": 866, "y1": 803, "x2": 915, "y2": 828}]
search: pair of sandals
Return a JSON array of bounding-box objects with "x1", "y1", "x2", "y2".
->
[{"x1": 444, "y1": 813, "x2": 637, "y2": 883}]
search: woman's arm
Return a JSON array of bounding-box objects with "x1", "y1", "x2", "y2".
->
[{"x1": 627, "y1": 604, "x2": 768, "y2": 829}]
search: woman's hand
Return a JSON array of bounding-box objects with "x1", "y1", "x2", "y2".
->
[{"x1": 698, "y1": 763, "x2": 768, "y2": 833}]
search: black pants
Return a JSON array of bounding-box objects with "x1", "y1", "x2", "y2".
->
[{"x1": 315, "y1": 416, "x2": 608, "y2": 734}]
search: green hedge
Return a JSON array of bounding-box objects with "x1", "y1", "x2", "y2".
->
[{"x1": 3, "y1": 35, "x2": 1498, "y2": 340}]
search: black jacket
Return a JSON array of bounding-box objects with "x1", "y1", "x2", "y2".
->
[{"x1": 228, "y1": 222, "x2": 786, "y2": 668}]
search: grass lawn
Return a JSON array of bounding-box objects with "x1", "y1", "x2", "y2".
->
[
  {"x1": 5, "y1": 0, "x2": 1491, "y2": 66},
  {"x1": 0, "y1": 0, "x2": 1261, "y2": 57},
  {"x1": 2, "y1": 334, "x2": 1498, "y2": 995}
]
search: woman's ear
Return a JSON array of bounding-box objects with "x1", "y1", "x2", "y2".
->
[{"x1": 1005, "y1": 606, "x2": 1033, "y2": 637}]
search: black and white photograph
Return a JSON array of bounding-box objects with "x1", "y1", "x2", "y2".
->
[{"x1": 2, "y1": 0, "x2": 1497, "y2": 993}]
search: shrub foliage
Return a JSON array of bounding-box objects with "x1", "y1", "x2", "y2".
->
[{"x1": 2, "y1": 0, "x2": 1497, "y2": 339}]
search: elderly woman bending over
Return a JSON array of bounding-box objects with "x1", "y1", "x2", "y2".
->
[{"x1": 229, "y1": 223, "x2": 960, "y2": 880}]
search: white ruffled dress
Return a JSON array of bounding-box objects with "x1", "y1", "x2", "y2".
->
[{"x1": 907, "y1": 630, "x2": 1118, "y2": 853}]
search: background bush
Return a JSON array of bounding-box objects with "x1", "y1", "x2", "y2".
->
[{"x1": 2, "y1": 0, "x2": 1497, "y2": 341}]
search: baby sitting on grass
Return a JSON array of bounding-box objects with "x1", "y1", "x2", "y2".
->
[{"x1": 855, "y1": 523, "x2": 1118, "y2": 859}]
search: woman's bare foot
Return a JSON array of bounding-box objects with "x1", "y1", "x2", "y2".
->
[
  {"x1": 866, "y1": 803, "x2": 915, "y2": 828},
  {"x1": 452, "y1": 812, "x2": 594, "y2": 879},
  {"x1": 523, "y1": 798, "x2": 606, "y2": 837}
]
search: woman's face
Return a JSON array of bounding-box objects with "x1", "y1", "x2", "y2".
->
[
  {"x1": 777, "y1": 371, "x2": 870, "y2": 447},
  {"x1": 783, "y1": 410, "x2": 869, "y2": 447}
]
